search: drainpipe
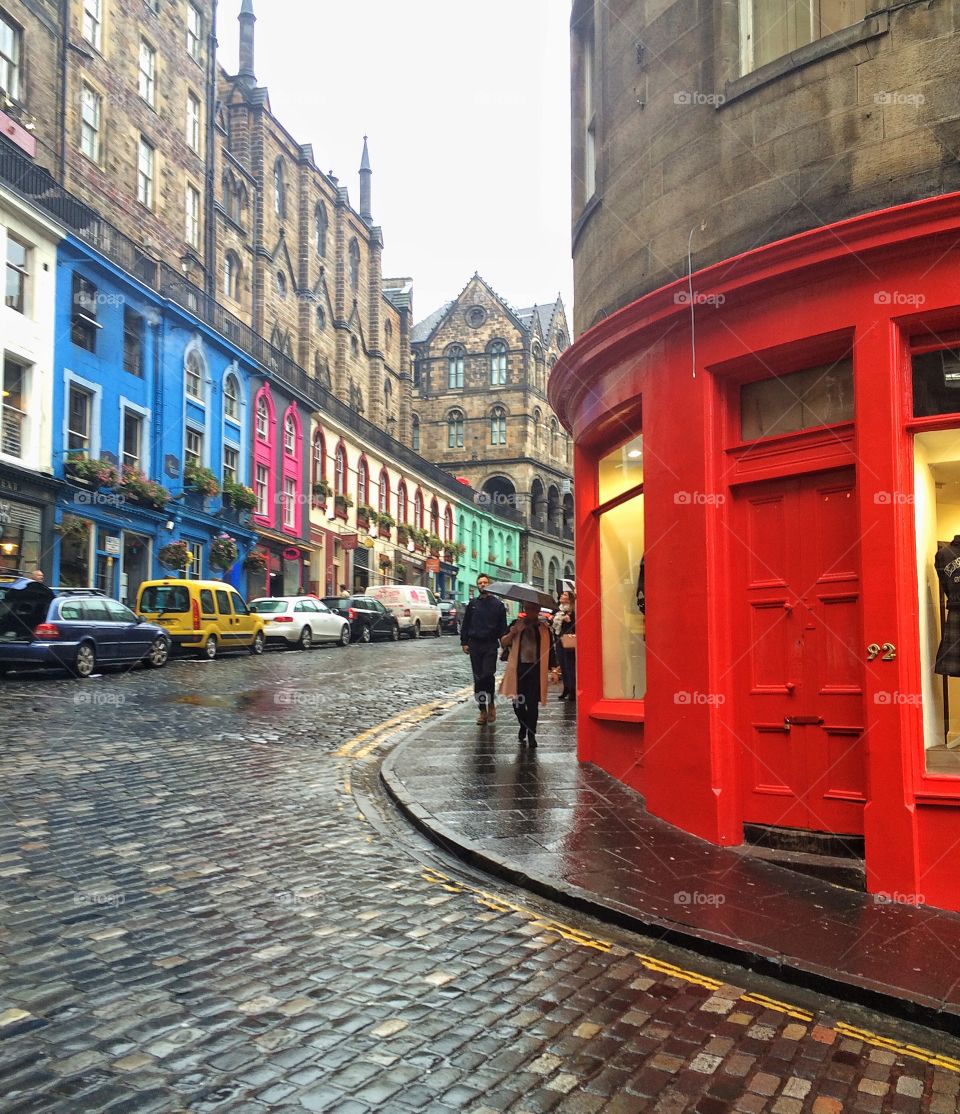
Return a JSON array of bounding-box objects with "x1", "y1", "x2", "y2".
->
[
  {"x1": 58, "y1": 2, "x2": 69, "y2": 177},
  {"x1": 203, "y1": 0, "x2": 219, "y2": 297}
]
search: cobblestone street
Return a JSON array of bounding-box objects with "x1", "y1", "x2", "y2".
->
[{"x1": 1, "y1": 641, "x2": 959, "y2": 1112}]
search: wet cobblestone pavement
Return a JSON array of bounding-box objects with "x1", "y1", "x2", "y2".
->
[{"x1": 1, "y1": 640, "x2": 959, "y2": 1112}]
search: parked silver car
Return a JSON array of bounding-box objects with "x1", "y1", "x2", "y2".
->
[{"x1": 249, "y1": 596, "x2": 351, "y2": 650}]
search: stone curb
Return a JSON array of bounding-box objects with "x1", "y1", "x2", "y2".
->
[{"x1": 380, "y1": 701, "x2": 960, "y2": 1038}]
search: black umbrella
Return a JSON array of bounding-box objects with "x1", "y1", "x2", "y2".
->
[{"x1": 484, "y1": 581, "x2": 557, "y2": 609}]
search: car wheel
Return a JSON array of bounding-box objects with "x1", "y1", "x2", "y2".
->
[
  {"x1": 411, "y1": 620, "x2": 421, "y2": 640},
  {"x1": 250, "y1": 631, "x2": 265, "y2": 656},
  {"x1": 338, "y1": 624, "x2": 350, "y2": 647},
  {"x1": 145, "y1": 636, "x2": 169, "y2": 669},
  {"x1": 434, "y1": 620, "x2": 442, "y2": 637},
  {"x1": 390, "y1": 623, "x2": 400, "y2": 642},
  {"x1": 73, "y1": 642, "x2": 96, "y2": 679},
  {"x1": 359, "y1": 624, "x2": 372, "y2": 644},
  {"x1": 202, "y1": 635, "x2": 218, "y2": 661},
  {"x1": 298, "y1": 626, "x2": 313, "y2": 651}
]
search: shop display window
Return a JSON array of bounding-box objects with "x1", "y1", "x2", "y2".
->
[
  {"x1": 740, "y1": 358, "x2": 853, "y2": 441},
  {"x1": 598, "y1": 434, "x2": 646, "y2": 701},
  {"x1": 915, "y1": 426, "x2": 960, "y2": 776}
]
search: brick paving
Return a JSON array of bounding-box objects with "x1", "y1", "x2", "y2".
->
[{"x1": 0, "y1": 641, "x2": 957, "y2": 1110}]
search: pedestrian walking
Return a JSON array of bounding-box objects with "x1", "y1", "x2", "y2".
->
[
  {"x1": 500, "y1": 600, "x2": 551, "y2": 747},
  {"x1": 553, "y1": 589, "x2": 576, "y2": 701},
  {"x1": 460, "y1": 574, "x2": 508, "y2": 725}
]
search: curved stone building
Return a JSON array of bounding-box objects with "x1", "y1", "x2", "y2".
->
[{"x1": 555, "y1": 0, "x2": 960, "y2": 912}]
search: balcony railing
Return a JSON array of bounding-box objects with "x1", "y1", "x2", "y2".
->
[
  {"x1": 1, "y1": 407, "x2": 24, "y2": 458},
  {"x1": 0, "y1": 136, "x2": 526, "y2": 524}
]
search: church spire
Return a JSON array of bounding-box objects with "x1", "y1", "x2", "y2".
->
[
  {"x1": 359, "y1": 136, "x2": 373, "y2": 223},
  {"x1": 238, "y1": 0, "x2": 256, "y2": 84}
]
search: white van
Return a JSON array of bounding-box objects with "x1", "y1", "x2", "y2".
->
[{"x1": 366, "y1": 585, "x2": 442, "y2": 639}]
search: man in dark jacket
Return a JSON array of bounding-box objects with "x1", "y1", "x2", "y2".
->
[{"x1": 460, "y1": 574, "x2": 508, "y2": 725}]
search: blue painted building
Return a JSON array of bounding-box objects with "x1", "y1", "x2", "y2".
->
[{"x1": 51, "y1": 236, "x2": 259, "y2": 603}]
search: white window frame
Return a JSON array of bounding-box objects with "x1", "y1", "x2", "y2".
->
[
  {"x1": 137, "y1": 137, "x2": 155, "y2": 209},
  {"x1": 186, "y1": 91, "x2": 201, "y2": 153},
  {"x1": 63, "y1": 371, "x2": 101, "y2": 459},
  {"x1": 284, "y1": 413, "x2": 296, "y2": 456},
  {"x1": 0, "y1": 355, "x2": 28, "y2": 461},
  {"x1": 186, "y1": 3, "x2": 202, "y2": 64},
  {"x1": 255, "y1": 462, "x2": 269, "y2": 515},
  {"x1": 184, "y1": 425, "x2": 203, "y2": 470},
  {"x1": 283, "y1": 476, "x2": 296, "y2": 528},
  {"x1": 223, "y1": 443, "x2": 240, "y2": 485},
  {"x1": 185, "y1": 184, "x2": 201, "y2": 249},
  {"x1": 5, "y1": 233, "x2": 29, "y2": 315},
  {"x1": 82, "y1": 0, "x2": 102, "y2": 52},
  {"x1": 223, "y1": 373, "x2": 240, "y2": 422},
  {"x1": 138, "y1": 40, "x2": 157, "y2": 108},
  {"x1": 0, "y1": 13, "x2": 21, "y2": 100},
  {"x1": 256, "y1": 396, "x2": 269, "y2": 441},
  {"x1": 121, "y1": 407, "x2": 144, "y2": 472},
  {"x1": 79, "y1": 85, "x2": 102, "y2": 163}
]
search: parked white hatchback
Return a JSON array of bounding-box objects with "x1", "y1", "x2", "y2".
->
[
  {"x1": 249, "y1": 596, "x2": 351, "y2": 650},
  {"x1": 365, "y1": 585, "x2": 442, "y2": 639}
]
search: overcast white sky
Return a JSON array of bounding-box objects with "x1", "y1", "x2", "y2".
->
[{"x1": 217, "y1": 1, "x2": 573, "y2": 326}]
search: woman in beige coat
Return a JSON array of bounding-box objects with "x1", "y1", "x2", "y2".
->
[{"x1": 500, "y1": 600, "x2": 551, "y2": 747}]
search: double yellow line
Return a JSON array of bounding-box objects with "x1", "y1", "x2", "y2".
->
[{"x1": 419, "y1": 865, "x2": 960, "y2": 1074}]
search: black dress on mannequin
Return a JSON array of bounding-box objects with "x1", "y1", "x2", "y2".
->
[{"x1": 934, "y1": 538, "x2": 960, "y2": 675}]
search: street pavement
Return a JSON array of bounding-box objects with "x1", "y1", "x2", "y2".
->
[{"x1": 0, "y1": 638, "x2": 958, "y2": 1113}]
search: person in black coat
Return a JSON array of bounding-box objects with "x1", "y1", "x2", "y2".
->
[
  {"x1": 554, "y1": 589, "x2": 576, "y2": 701},
  {"x1": 460, "y1": 574, "x2": 508, "y2": 725}
]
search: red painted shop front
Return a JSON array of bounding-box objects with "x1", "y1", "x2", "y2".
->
[{"x1": 550, "y1": 193, "x2": 960, "y2": 913}]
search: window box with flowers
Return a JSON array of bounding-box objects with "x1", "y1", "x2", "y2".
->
[
  {"x1": 65, "y1": 454, "x2": 120, "y2": 488},
  {"x1": 357, "y1": 503, "x2": 377, "y2": 531},
  {"x1": 334, "y1": 493, "x2": 353, "y2": 520},
  {"x1": 158, "y1": 540, "x2": 191, "y2": 572},
  {"x1": 377, "y1": 512, "x2": 395, "y2": 539},
  {"x1": 243, "y1": 546, "x2": 269, "y2": 573},
  {"x1": 222, "y1": 479, "x2": 257, "y2": 512},
  {"x1": 184, "y1": 462, "x2": 221, "y2": 498},
  {"x1": 119, "y1": 468, "x2": 170, "y2": 510},
  {"x1": 428, "y1": 533, "x2": 443, "y2": 557},
  {"x1": 397, "y1": 525, "x2": 411, "y2": 548},
  {"x1": 412, "y1": 528, "x2": 429, "y2": 553},
  {"x1": 312, "y1": 479, "x2": 332, "y2": 508},
  {"x1": 209, "y1": 533, "x2": 239, "y2": 572}
]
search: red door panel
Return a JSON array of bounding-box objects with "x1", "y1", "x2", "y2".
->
[{"x1": 734, "y1": 468, "x2": 866, "y2": 835}]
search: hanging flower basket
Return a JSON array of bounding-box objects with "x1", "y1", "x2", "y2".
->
[
  {"x1": 378, "y1": 555, "x2": 392, "y2": 571},
  {"x1": 158, "y1": 540, "x2": 191, "y2": 571},
  {"x1": 243, "y1": 547, "x2": 269, "y2": 573},
  {"x1": 184, "y1": 462, "x2": 221, "y2": 498},
  {"x1": 65, "y1": 455, "x2": 119, "y2": 488},
  {"x1": 209, "y1": 533, "x2": 239, "y2": 571}
]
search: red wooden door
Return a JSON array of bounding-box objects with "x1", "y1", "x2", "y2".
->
[{"x1": 733, "y1": 468, "x2": 867, "y2": 835}]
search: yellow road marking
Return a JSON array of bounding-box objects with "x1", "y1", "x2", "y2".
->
[{"x1": 417, "y1": 871, "x2": 958, "y2": 1073}]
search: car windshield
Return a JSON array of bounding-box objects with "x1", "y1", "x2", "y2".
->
[
  {"x1": 322, "y1": 598, "x2": 349, "y2": 609},
  {"x1": 140, "y1": 585, "x2": 190, "y2": 613},
  {"x1": 250, "y1": 600, "x2": 288, "y2": 614}
]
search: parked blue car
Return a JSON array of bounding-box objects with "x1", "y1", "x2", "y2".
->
[{"x1": 0, "y1": 577, "x2": 170, "y2": 678}]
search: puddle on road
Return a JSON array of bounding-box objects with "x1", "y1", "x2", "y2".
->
[{"x1": 173, "y1": 689, "x2": 297, "y2": 714}]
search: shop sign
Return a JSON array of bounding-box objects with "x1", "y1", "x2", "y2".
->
[
  {"x1": 0, "y1": 477, "x2": 21, "y2": 494},
  {"x1": 425, "y1": 557, "x2": 440, "y2": 573},
  {"x1": 340, "y1": 533, "x2": 359, "y2": 552},
  {"x1": 283, "y1": 547, "x2": 301, "y2": 561},
  {"x1": 105, "y1": 536, "x2": 121, "y2": 556}
]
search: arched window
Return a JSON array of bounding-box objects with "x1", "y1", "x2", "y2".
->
[
  {"x1": 548, "y1": 557, "x2": 560, "y2": 589},
  {"x1": 284, "y1": 412, "x2": 296, "y2": 456},
  {"x1": 532, "y1": 551, "x2": 545, "y2": 588},
  {"x1": 532, "y1": 407, "x2": 542, "y2": 448},
  {"x1": 383, "y1": 378, "x2": 393, "y2": 419},
  {"x1": 351, "y1": 336, "x2": 360, "y2": 358},
  {"x1": 312, "y1": 429, "x2": 325, "y2": 485},
  {"x1": 430, "y1": 498, "x2": 440, "y2": 535},
  {"x1": 223, "y1": 372, "x2": 240, "y2": 421},
  {"x1": 334, "y1": 443, "x2": 347, "y2": 495},
  {"x1": 490, "y1": 406, "x2": 507, "y2": 446},
  {"x1": 349, "y1": 239, "x2": 361, "y2": 289},
  {"x1": 550, "y1": 417, "x2": 560, "y2": 456},
  {"x1": 357, "y1": 455, "x2": 369, "y2": 506},
  {"x1": 185, "y1": 348, "x2": 205, "y2": 400},
  {"x1": 378, "y1": 469, "x2": 390, "y2": 515},
  {"x1": 274, "y1": 159, "x2": 286, "y2": 218},
  {"x1": 397, "y1": 481, "x2": 408, "y2": 524},
  {"x1": 444, "y1": 507, "x2": 454, "y2": 544},
  {"x1": 411, "y1": 414, "x2": 420, "y2": 452},
  {"x1": 447, "y1": 409, "x2": 464, "y2": 449},
  {"x1": 276, "y1": 271, "x2": 287, "y2": 298},
  {"x1": 414, "y1": 489, "x2": 423, "y2": 529},
  {"x1": 222, "y1": 251, "x2": 241, "y2": 300},
  {"x1": 489, "y1": 340, "x2": 507, "y2": 385},
  {"x1": 488, "y1": 528, "x2": 496, "y2": 560},
  {"x1": 447, "y1": 345, "x2": 464, "y2": 389},
  {"x1": 316, "y1": 305, "x2": 325, "y2": 331},
  {"x1": 256, "y1": 395, "x2": 269, "y2": 441},
  {"x1": 412, "y1": 355, "x2": 421, "y2": 389},
  {"x1": 316, "y1": 201, "x2": 328, "y2": 257}
]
